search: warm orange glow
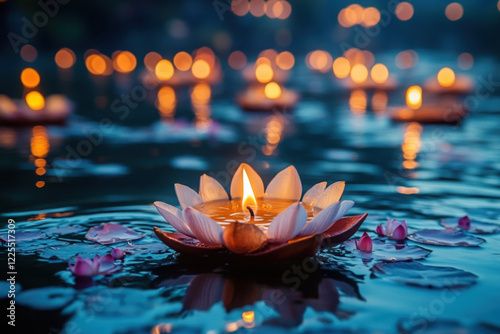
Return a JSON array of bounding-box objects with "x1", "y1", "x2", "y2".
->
[
  {"x1": 173, "y1": 51, "x2": 193, "y2": 71},
  {"x1": 86, "y1": 54, "x2": 110, "y2": 76},
  {"x1": 255, "y1": 63, "x2": 273, "y2": 83},
  {"x1": 232, "y1": 0, "x2": 250, "y2": 16},
  {"x1": 397, "y1": 186, "x2": 420, "y2": 194},
  {"x1": 255, "y1": 56, "x2": 271, "y2": 66},
  {"x1": 191, "y1": 59, "x2": 211, "y2": 79},
  {"x1": 157, "y1": 86, "x2": 176, "y2": 108},
  {"x1": 31, "y1": 126, "x2": 49, "y2": 158},
  {"x1": 396, "y1": 50, "x2": 417, "y2": 69},
  {"x1": 332, "y1": 57, "x2": 351, "y2": 79},
  {"x1": 242, "y1": 168, "x2": 257, "y2": 209},
  {"x1": 249, "y1": 0, "x2": 266, "y2": 17},
  {"x1": 155, "y1": 59, "x2": 175, "y2": 81},
  {"x1": 395, "y1": 2, "x2": 414, "y2": 21},
  {"x1": 35, "y1": 158, "x2": 46, "y2": 167},
  {"x1": 264, "y1": 82, "x2": 281, "y2": 99},
  {"x1": 362, "y1": 7, "x2": 380, "y2": 27},
  {"x1": 372, "y1": 91, "x2": 388, "y2": 112},
  {"x1": 36, "y1": 181, "x2": 45, "y2": 188},
  {"x1": 113, "y1": 51, "x2": 137, "y2": 73},
  {"x1": 350, "y1": 64, "x2": 368, "y2": 84},
  {"x1": 307, "y1": 50, "x2": 332, "y2": 73},
  {"x1": 191, "y1": 83, "x2": 211, "y2": 104},
  {"x1": 445, "y1": 3, "x2": 463, "y2": 21},
  {"x1": 401, "y1": 122, "x2": 422, "y2": 170},
  {"x1": 370, "y1": 63, "x2": 389, "y2": 84},
  {"x1": 36, "y1": 167, "x2": 46, "y2": 176},
  {"x1": 25, "y1": 91, "x2": 45, "y2": 111},
  {"x1": 242, "y1": 311, "x2": 255, "y2": 323},
  {"x1": 437, "y1": 67, "x2": 456, "y2": 87},
  {"x1": 276, "y1": 51, "x2": 294, "y2": 70},
  {"x1": 55, "y1": 48, "x2": 76, "y2": 69},
  {"x1": 275, "y1": 0, "x2": 291, "y2": 19},
  {"x1": 262, "y1": 115, "x2": 284, "y2": 155},
  {"x1": 458, "y1": 52, "x2": 473, "y2": 70},
  {"x1": 344, "y1": 4, "x2": 364, "y2": 26},
  {"x1": 406, "y1": 86, "x2": 422, "y2": 110},
  {"x1": 349, "y1": 89, "x2": 367, "y2": 113},
  {"x1": 144, "y1": 52, "x2": 162, "y2": 71},
  {"x1": 228, "y1": 51, "x2": 247, "y2": 70},
  {"x1": 21, "y1": 68, "x2": 40, "y2": 88},
  {"x1": 20, "y1": 44, "x2": 37, "y2": 62}
]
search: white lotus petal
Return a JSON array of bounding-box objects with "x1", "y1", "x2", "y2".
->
[
  {"x1": 184, "y1": 207, "x2": 223, "y2": 246},
  {"x1": 298, "y1": 201, "x2": 341, "y2": 236},
  {"x1": 154, "y1": 201, "x2": 195, "y2": 237},
  {"x1": 264, "y1": 166, "x2": 302, "y2": 201},
  {"x1": 315, "y1": 181, "x2": 345, "y2": 209},
  {"x1": 302, "y1": 182, "x2": 327, "y2": 207},
  {"x1": 199, "y1": 174, "x2": 229, "y2": 202},
  {"x1": 267, "y1": 203, "x2": 307, "y2": 243},
  {"x1": 230, "y1": 163, "x2": 264, "y2": 199},
  {"x1": 334, "y1": 200, "x2": 354, "y2": 221},
  {"x1": 175, "y1": 183, "x2": 203, "y2": 210}
]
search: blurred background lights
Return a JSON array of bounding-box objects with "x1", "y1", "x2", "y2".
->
[
  {"x1": 191, "y1": 59, "x2": 211, "y2": 79},
  {"x1": 264, "y1": 82, "x2": 281, "y2": 99},
  {"x1": 406, "y1": 86, "x2": 422, "y2": 109},
  {"x1": 173, "y1": 51, "x2": 193, "y2": 71},
  {"x1": 228, "y1": 51, "x2": 247, "y2": 70},
  {"x1": 333, "y1": 57, "x2": 351, "y2": 79},
  {"x1": 155, "y1": 59, "x2": 175, "y2": 81},
  {"x1": 458, "y1": 52, "x2": 473, "y2": 70},
  {"x1": 113, "y1": 51, "x2": 137, "y2": 73},
  {"x1": 445, "y1": 3, "x2": 464, "y2": 21},
  {"x1": 144, "y1": 52, "x2": 162, "y2": 72},
  {"x1": 350, "y1": 64, "x2": 368, "y2": 84},
  {"x1": 437, "y1": 67, "x2": 456, "y2": 87},
  {"x1": 255, "y1": 63, "x2": 273, "y2": 83},
  {"x1": 55, "y1": 48, "x2": 76, "y2": 69},
  {"x1": 370, "y1": 63, "x2": 389, "y2": 84},
  {"x1": 20, "y1": 44, "x2": 38, "y2": 62},
  {"x1": 395, "y1": 2, "x2": 414, "y2": 21},
  {"x1": 21, "y1": 68, "x2": 40, "y2": 88},
  {"x1": 25, "y1": 91, "x2": 45, "y2": 111},
  {"x1": 275, "y1": 51, "x2": 294, "y2": 70}
]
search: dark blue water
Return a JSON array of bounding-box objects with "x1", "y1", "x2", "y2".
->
[{"x1": 1, "y1": 52, "x2": 500, "y2": 334}]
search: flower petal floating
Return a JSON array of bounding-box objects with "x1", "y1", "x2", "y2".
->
[
  {"x1": 376, "y1": 218, "x2": 408, "y2": 240},
  {"x1": 371, "y1": 262, "x2": 478, "y2": 289},
  {"x1": 86, "y1": 223, "x2": 145, "y2": 245},
  {"x1": 111, "y1": 248, "x2": 126, "y2": 260},
  {"x1": 68, "y1": 254, "x2": 119, "y2": 277},
  {"x1": 354, "y1": 232, "x2": 373, "y2": 253},
  {"x1": 153, "y1": 163, "x2": 367, "y2": 260},
  {"x1": 408, "y1": 228, "x2": 485, "y2": 247},
  {"x1": 440, "y1": 216, "x2": 500, "y2": 235},
  {"x1": 344, "y1": 239, "x2": 432, "y2": 262}
]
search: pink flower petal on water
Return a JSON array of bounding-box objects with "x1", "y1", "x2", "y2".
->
[
  {"x1": 86, "y1": 223, "x2": 145, "y2": 245},
  {"x1": 376, "y1": 224, "x2": 386, "y2": 236},
  {"x1": 111, "y1": 248, "x2": 126, "y2": 260},
  {"x1": 267, "y1": 203, "x2": 307, "y2": 242},
  {"x1": 184, "y1": 207, "x2": 223, "y2": 246},
  {"x1": 315, "y1": 181, "x2": 345, "y2": 209},
  {"x1": 458, "y1": 216, "x2": 471, "y2": 230},
  {"x1": 299, "y1": 201, "x2": 341, "y2": 236},
  {"x1": 98, "y1": 254, "x2": 117, "y2": 274},
  {"x1": 385, "y1": 218, "x2": 397, "y2": 236},
  {"x1": 199, "y1": 174, "x2": 229, "y2": 202},
  {"x1": 175, "y1": 183, "x2": 203, "y2": 210},
  {"x1": 302, "y1": 182, "x2": 327, "y2": 207},
  {"x1": 230, "y1": 163, "x2": 265, "y2": 200},
  {"x1": 264, "y1": 166, "x2": 302, "y2": 201},
  {"x1": 154, "y1": 201, "x2": 195, "y2": 237},
  {"x1": 391, "y1": 224, "x2": 407, "y2": 240},
  {"x1": 355, "y1": 232, "x2": 373, "y2": 253},
  {"x1": 69, "y1": 256, "x2": 95, "y2": 277}
]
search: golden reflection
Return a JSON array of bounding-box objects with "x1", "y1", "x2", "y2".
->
[
  {"x1": 372, "y1": 91, "x2": 388, "y2": 112},
  {"x1": 262, "y1": 115, "x2": 284, "y2": 155},
  {"x1": 401, "y1": 122, "x2": 422, "y2": 170},
  {"x1": 191, "y1": 83, "x2": 212, "y2": 128},
  {"x1": 406, "y1": 86, "x2": 422, "y2": 110},
  {"x1": 157, "y1": 86, "x2": 176, "y2": 120},
  {"x1": 349, "y1": 89, "x2": 367, "y2": 113},
  {"x1": 397, "y1": 186, "x2": 420, "y2": 195},
  {"x1": 31, "y1": 126, "x2": 49, "y2": 188}
]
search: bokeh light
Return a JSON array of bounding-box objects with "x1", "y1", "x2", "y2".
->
[
  {"x1": 191, "y1": 59, "x2": 211, "y2": 79},
  {"x1": 350, "y1": 64, "x2": 368, "y2": 84},
  {"x1": 276, "y1": 51, "x2": 295, "y2": 70},
  {"x1": 395, "y1": 2, "x2": 414, "y2": 21},
  {"x1": 255, "y1": 63, "x2": 274, "y2": 83},
  {"x1": 232, "y1": 0, "x2": 249, "y2": 16},
  {"x1": 396, "y1": 50, "x2": 418, "y2": 69},
  {"x1": 55, "y1": 48, "x2": 76, "y2": 69},
  {"x1": 113, "y1": 51, "x2": 137, "y2": 73},
  {"x1": 228, "y1": 51, "x2": 247, "y2": 70},
  {"x1": 332, "y1": 57, "x2": 351, "y2": 79},
  {"x1": 437, "y1": 67, "x2": 456, "y2": 87},
  {"x1": 362, "y1": 7, "x2": 381, "y2": 27},
  {"x1": 458, "y1": 52, "x2": 473, "y2": 70},
  {"x1": 445, "y1": 3, "x2": 464, "y2": 21},
  {"x1": 155, "y1": 59, "x2": 175, "y2": 81},
  {"x1": 25, "y1": 91, "x2": 45, "y2": 111},
  {"x1": 173, "y1": 51, "x2": 193, "y2": 71},
  {"x1": 264, "y1": 82, "x2": 281, "y2": 99},
  {"x1": 370, "y1": 63, "x2": 389, "y2": 84},
  {"x1": 307, "y1": 50, "x2": 332, "y2": 73},
  {"x1": 157, "y1": 86, "x2": 176, "y2": 109},
  {"x1": 21, "y1": 68, "x2": 40, "y2": 88},
  {"x1": 249, "y1": 0, "x2": 266, "y2": 17},
  {"x1": 20, "y1": 44, "x2": 38, "y2": 62},
  {"x1": 144, "y1": 52, "x2": 162, "y2": 71},
  {"x1": 406, "y1": 86, "x2": 422, "y2": 109}
]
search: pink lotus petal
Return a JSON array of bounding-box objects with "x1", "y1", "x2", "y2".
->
[
  {"x1": 111, "y1": 248, "x2": 126, "y2": 260},
  {"x1": 299, "y1": 201, "x2": 341, "y2": 236},
  {"x1": 175, "y1": 184, "x2": 203, "y2": 210},
  {"x1": 98, "y1": 254, "x2": 117, "y2": 274},
  {"x1": 385, "y1": 218, "x2": 397, "y2": 236},
  {"x1": 230, "y1": 163, "x2": 265, "y2": 200},
  {"x1": 86, "y1": 223, "x2": 145, "y2": 245},
  {"x1": 376, "y1": 224, "x2": 386, "y2": 236},
  {"x1": 264, "y1": 166, "x2": 303, "y2": 201},
  {"x1": 69, "y1": 257, "x2": 96, "y2": 277},
  {"x1": 355, "y1": 232, "x2": 373, "y2": 253},
  {"x1": 315, "y1": 182, "x2": 345, "y2": 209},
  {"x1": 199, "y1": 174, "x2": 229, "y2": 202},
  {"x1": 391, "y1": 224, "x2": 407, "y2": 240},
  {"x1": 458, "y1": 216, "x2": 471, "y2": 230},
  {"x1": 267, "y1": 203, "x2": 307, "y2": 242},
  {"x1": 154, "y1": 201, "x2": 195, "y2": 237},
  {"x1": 184, "y1": 207, "x2": 224, "y2": 246},
  {"x1": 302, "y1": 182, "x2": 327, "y2": 207}
]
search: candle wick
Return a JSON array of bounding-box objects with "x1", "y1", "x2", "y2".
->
[{"x1": 246, "y1": 206, "x2": 255, "y2": 222}]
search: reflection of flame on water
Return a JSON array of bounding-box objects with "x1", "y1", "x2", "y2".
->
[
  {"x1": 349, "y1": 89, "x2": 367, "y2": 113},
  {"x1": 156, "y1": 86, "x2": 176, "y2": 121},
  {"x1": 31, "y1": 125, "x2": 49, "y2": 188},
  {"x1": 262, "y1": 115, "x2": 284, "y2": 156},
  {"x1": 190, "y1": 83, "x2": 212, "y2": 129},
  {"x1": 372, "y1": 90, "x2": 388, "y2": 112},
  {"x1": 402, "y1": 122, "x2": 422, "y2": 170}
]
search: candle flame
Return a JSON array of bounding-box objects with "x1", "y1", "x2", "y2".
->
[
  {"x1": 406, "y1": 85, "x2": 422, "y2": 110},
  {"x1": 242, "y1": 168, "x2": 257, "y2": 209}
]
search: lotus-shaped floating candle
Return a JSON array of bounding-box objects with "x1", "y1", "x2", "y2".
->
[
  {"x1": 153, "y1": 163, "x2": 367, "y2": 261},
  {"x1": 68, "y1": 254, "x2": 119, "y2": 277},
  {"x1": 376, "y1": 218, "x2": 408, "y2": 241}
]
